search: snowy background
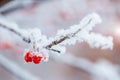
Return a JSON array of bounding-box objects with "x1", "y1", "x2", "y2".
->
[{"x1": 0, "y1": 0, "x2": 120, "y2": 80}]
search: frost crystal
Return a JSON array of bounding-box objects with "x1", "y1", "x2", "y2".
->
[{"x1": 47, "y1": 12, "x2": 113, "y2": 54}]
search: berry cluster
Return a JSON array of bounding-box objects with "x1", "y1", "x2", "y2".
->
[{"x1": 24, "y1": 51, "x2": 45, "y2": 64}]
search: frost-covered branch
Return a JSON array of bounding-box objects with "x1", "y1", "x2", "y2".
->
[
  {"x1": 45, "y1": 13, "x2": 113, "y2": 54},
  {"x1": 46, "y1": 13, "x2": 101, "y2": 48},
  {"x1": 0, "y1": 22, "x2": 31, "y2": 43},
  {"x1": 0, "y1": 53, "x2": 40, "y2": 80},
  {"x1": 0, "y1": 13, "x2": 113, "y2": 64}
]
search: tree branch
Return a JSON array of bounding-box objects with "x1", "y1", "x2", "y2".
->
[
  {"x1": 0, "y1": 23, "x2": 31, "y2": 43},
  {"x1": 0, "y1": 13, "x2": 113, "y2": 63},
  {"x1": 45, "y1": 19, "x2": 92, "y2": 49}
]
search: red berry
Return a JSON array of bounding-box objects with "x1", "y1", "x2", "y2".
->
[
  {"x1": 32, "y1": 55, "x2": 43, "y2": 64},
  {"x1": 24, "y1": 51, "x2": 32, "y2": 63}
]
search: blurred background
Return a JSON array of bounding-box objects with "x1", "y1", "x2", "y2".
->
[{"x1": 0, "y1": 0, "x2": 120, "y2": 80}]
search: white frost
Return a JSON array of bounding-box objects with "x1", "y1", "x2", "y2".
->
[
  {"x1": 49, "y1": 12, "x2": 113, "y2": 52},
  {"x1": 0, "y1": 13, "x2": 114, "y2": 62}
]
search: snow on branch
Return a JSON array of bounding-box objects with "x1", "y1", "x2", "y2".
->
[
  {"x1": 46, "y1": 13, "x2": 113, "y2": 53},
  {"x1": 46, "y1": 13, "x2": 102, "y2": 48},
  {"x1": 82, "y1": 32, "x2": 113, "y2": 49},
  {"x1": 0, "y1": 13, "x2": 113, "y2": 64},
  {"x1": 0, "y1": 17, "x2": 31, "y2": 43}
]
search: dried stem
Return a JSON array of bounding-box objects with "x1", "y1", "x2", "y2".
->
[
  {"x1": 0, "y1": 23, "x2": 31, "y2": 43},
  {"x1": 46, "y1": 36, "x2": 69, "y2": 48},
  {"x1": 45, "y1": 19, "x2": 92, "y2": 49},
  {"x1": 0, "y1": 23, "x2": 61, "y2": 53}
]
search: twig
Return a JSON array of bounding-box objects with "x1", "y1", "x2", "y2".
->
[
  {"x1": 0, "y1": 23, "x2": 31, "y2": 43},
  {"x1": 45, "y1": 19, "x2": 92, "y2": 49}
]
